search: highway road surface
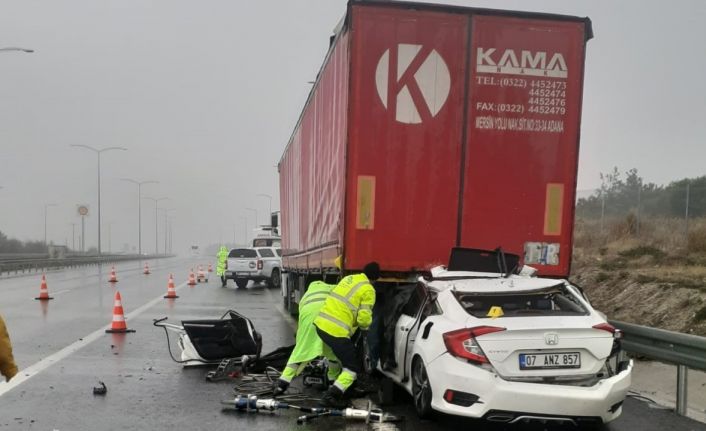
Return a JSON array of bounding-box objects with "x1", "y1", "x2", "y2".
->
[{"x1": 0, "y1": 258, "x2": 704, "y2": 430}]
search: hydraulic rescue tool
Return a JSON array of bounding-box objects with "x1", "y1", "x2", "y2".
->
[{"x1": 221, "y1": 395, "x2": 402, "y2": 424}]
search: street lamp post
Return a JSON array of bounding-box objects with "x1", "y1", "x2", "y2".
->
[
  {"x1": 144, "y1": 197, "x2": 168, "y2": 254},
  {"x1": 257, "y1": 194, "x2": 273, "y2": 224},
  {"x1": 44, "y1": 203, "x2": 57, "y2": 246},
  {"x1": 239, "y1": 216, "x2": 248, "y2": 245},
  {"x1": 158, "y1": 208, "x2": 175, "y2": 255},
  {"x1": 167, "y1": 217, "x2": 175, "y2": 254},
  {"x1": 71, "y1": 145, "x2": 127, "y2": 255},
  {"x1": 121, "y1": 179, "x2": 158, "y2": 255},
  {"x1": 0, "y1": 47, "x2": 34, "y2": 53},
  {"x1": 107, "y1": 222, "x2": 114, "y2": 253},
  {"x1": 245, "y1": 207, "x2": 258, "y2": 228}
]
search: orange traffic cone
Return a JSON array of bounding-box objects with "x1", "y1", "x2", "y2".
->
[
  {"x1": 164, "y1": 274, "x2": 179, "y2": 299},
  {"x1": 208, "y1": 264, "x2": 213, "y2": 273},
  {"x1": 35, "y1": 275, "x2": 54, "y2": 300},
  {"x1": 105, "y1": 291, "x2": 135, "y2": 333},
  {"x1": 143, "y1": 263, "x2": 150, "y2": 275},
  {"x1": 188, "y1": 269, "x2": 196, "y2": 286},
  {"x1": 109, "y1": 266, "x2": 118, "y2": 283}
]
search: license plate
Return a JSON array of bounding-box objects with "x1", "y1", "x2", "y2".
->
[{"x1": 519, "y1": 352, "x2": 581, "y2": 370}]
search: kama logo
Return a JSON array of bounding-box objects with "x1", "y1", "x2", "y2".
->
[
  {"x1": 375, "y1": 44, "x2": 450, "y2": 124},
  {"x1": 476, "y1": 48, "x2": 568, "y2": 78}
]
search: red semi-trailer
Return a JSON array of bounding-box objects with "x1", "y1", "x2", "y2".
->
[{"x1": 279, "y1": 0, "x2": 592, "y2": 311}]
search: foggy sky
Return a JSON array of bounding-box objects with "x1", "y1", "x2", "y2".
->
[{"x1": 1, "y1": 0, "x2": 705, "y2": 252}]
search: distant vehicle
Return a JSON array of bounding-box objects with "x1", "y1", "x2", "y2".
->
[
  {"x1": 379, "y1": 251, "x2": 632, "y2": 426},
  {"x1": 252, "y1": 235, "x2": 281, "y2": 248},
  {"x1": 225, "y1": 247, "x2": 282, "y2": 290}
]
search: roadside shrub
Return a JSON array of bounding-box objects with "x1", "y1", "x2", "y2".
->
[
  {"x1": 687, "y1": 227, "x2": 706, "y2": 254},
  {"x1": 635, "y1": 274, "x2": 657, "y2": 284},
  {"x1": 595, "y1": 272, "x2": 611, "y2": 283},
  {"x1": 599, "y1": 260, "x2": 627, "y2": 271},
  {"x1": 618, "y1": 246, "x2": 666, "y2": 260},
  {"x1": 695, "y1": 306, "x2": 706, "y2": 322}
]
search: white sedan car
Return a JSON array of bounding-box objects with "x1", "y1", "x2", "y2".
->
[{"x1": 380, "y1": 266, "x2": 632, "y2": 427}]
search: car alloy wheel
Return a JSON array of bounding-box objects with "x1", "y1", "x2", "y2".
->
[{"x1": 412, "y1": 357, "x2": 433, "y2": 419}]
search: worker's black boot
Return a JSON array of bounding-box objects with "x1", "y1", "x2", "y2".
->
[
  {"x1": 272, "y1": 379, "x2": 289, "y2": 397},
  {"x1": 343, "y1": 381, "x2": 367, "y2": 399},
  {"x1": 319, "y1": 386, "x2": 349, "y2": 409}
]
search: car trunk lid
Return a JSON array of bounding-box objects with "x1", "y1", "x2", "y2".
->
[
  {"x1": 227, "y1": 249, "x2": 259, "y2": 274},
  {"x1": 472, "y1": 317, "x2": 613, "y2": 377}
]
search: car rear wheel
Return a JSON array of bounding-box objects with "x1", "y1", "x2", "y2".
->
[
  {"x1": 412, "y1": 357, "x2": 433, "y2": 419},
  {"x1": 235, "y1": 279, "x2": 248, "y2": 289},
  {"x1": 269, "y1": 269, "x2": 281, "y2": 289}
]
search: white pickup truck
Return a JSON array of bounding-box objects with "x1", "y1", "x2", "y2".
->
[{"x1": 225, "y1": 247, "x2": 282, "y2": 290}]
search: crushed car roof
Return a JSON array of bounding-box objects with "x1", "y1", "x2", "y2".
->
[{"x1": 425, "y1": 271, "x2": 565, "y2": 293}]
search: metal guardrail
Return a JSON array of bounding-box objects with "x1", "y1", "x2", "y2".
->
[
  {"x1": 611, "y1": 319, "x2": 706, "y2": 416},
  {"x1": 0, "y1": 254, "x2": 174, "y2": 276}
]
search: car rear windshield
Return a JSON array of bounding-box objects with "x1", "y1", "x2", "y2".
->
[
  {"x1": 258, "y1": 248, "x2": 274, "y2": 258},
  {"x1": 229, "y1": 249, "x2": 257, "y2": 258},
  {"x1": 454, "y1": 284, "x2": 588, "y2": 318}
]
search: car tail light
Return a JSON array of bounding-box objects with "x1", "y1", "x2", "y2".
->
[
  {"x1": 257, "y1": 260, "x2": 263, "y2": 270},
  {"x1": 443, "y1": 326, "x2": 505, "y2": 364},
  {"x1": 592, "y1": 323, "x2": 622, "y2": 338}
]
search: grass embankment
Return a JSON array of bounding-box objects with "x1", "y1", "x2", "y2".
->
[{"x1": 572, "y1": 217, "x2": 706, "y2": 336}]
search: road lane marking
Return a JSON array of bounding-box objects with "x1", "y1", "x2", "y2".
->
[
  {"x1": 0, "y1": 280, "x2": 190, "y2": 397},
  {"x1": 52, "y1": 289, "x2": 71, "y2": 296}
]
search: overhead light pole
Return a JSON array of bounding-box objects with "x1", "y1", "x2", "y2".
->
[
  {"x1": 70, "y1": 145, "x2": 127, "y2": 254},
  {"x1": 239, "y1": 216, "x2": 248, "y2": 245},
  {"x1": 69, "y1": 223, "x2": 76, "y2": 251},
  {"x1": 245, "y1": 207, "x2": 258, "y2": 228},
  {"x1": 158, "y1": 208, "x2": 175, "y2": 255},
  {"x1": 121, "y1": 179, "x2": 158, "y2": 255},
  {"x1": 167, "y1": 217, "x2": 175, "y2": 254},
  {"x1": 44, "y1": 203, "x2": 58, "y2": 246},
  {"x1": 0, "y1": 47, "x2": 34, "y2": 53},
  {"x1": 143, "y1": 197, "x2": 168, "y2": 254},
  {"x1": 257, "y1": 193, "x2": 273, "y2": 223},
  {"x1": 106, "y1": 222, "x2": 114, "y2": 253}
]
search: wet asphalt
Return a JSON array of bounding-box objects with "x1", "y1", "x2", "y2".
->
[{"x1": 0, "y1": 257, "x2": 704, "y2": 431}]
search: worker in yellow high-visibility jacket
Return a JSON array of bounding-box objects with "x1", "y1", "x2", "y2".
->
[
  {"x1": 313, "y1": 261, "x2": 380, "y2": 408},
  {"x1": 273, "y1": 280, "x2": 339, "y2": 395},
  {"x1": 216, "y1": 246, "x2": 228, "y2": 287}
]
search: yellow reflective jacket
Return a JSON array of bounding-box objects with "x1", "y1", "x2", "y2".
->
[
  {"x1": 313, "y1": 273, "x2": 376, "y2": 338},
  {"x1": 287, "y1": 281, "x2": 335, "y2": 364},
  {"x1": 216, "y1": 246, "x2": 228, "y2": 276},
  {"x1": 0, "y1": 314, "x2": 18, "y2": 382}
]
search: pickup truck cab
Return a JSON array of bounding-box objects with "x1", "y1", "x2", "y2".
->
[{"x1": 225, "y1": 247, "x2": 282, "y2": 290}]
